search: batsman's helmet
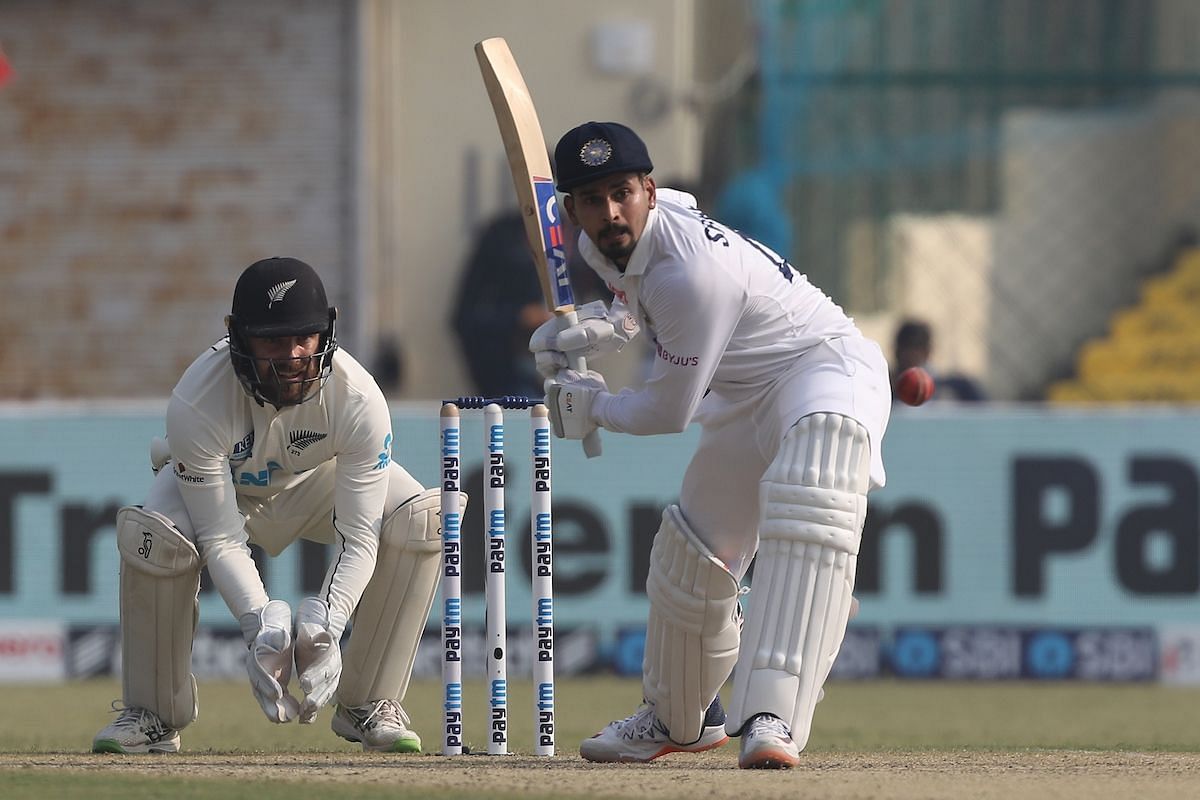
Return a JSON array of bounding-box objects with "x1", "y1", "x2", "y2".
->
[{"x1": 226, "y1": 257, "x2": 338, "y2": 407}]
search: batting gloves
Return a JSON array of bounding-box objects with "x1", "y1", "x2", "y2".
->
[
  {"x1": 544, "y1": 368, "x2": 608, "y2": 440},
  {"x1": 530, "y1": 300, "x2": 639, "y2": 380}
]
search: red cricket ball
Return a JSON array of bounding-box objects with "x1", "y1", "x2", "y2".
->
[{"x1": 896, "y1": 367, "x2": 935, "y2": 406}]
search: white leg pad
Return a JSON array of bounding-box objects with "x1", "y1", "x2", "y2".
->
[
  {"x1": 726, "y1": 413, "x2": 871, "y2": 749},
  {"x1": 337, "y1": 488, "x2": 461, "y2": 706},
  {"x1": 643, "y1": 505, "x2": 741, "y2": 744},
  {"x1": 116, "y1": 506, "x2": 201, "y2": 730}
]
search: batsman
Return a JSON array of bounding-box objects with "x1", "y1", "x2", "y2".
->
[
  {"x1": 532, "y1": 123, "x2": 892, "y2": 768},
  {"x1": 93, "y1": 257, "x2": 460, "y2": 754}
]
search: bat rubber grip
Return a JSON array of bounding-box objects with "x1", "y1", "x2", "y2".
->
[
  {"x1": 559, "y1": 309, "x2": 602, "y2": 459},
  {"x1": 567, "y1": 351, "x2": 603, "y2": 458},
  {"x1": 583, "y1": 429, "x2": 602, "y2": 458}
]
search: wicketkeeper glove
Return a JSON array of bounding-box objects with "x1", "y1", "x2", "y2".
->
[
  {"x1": 530, "y1": 300, "x2": 639, "y2": 379},
  {"x1": 544, "y1": 368, "x2": 608, "y2": 440},
  {"x1": 293, "y1": 596, "x2": 342, "y2": 724},
  {"x1": 241, "y1": 599, "x2": 301, "y2": 724}
]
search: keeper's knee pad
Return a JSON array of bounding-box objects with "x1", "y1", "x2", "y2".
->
[
  {"x1": 726, "y1": 413, "x2": 871, "y2": 749},
  {"x1": 643, "y1": 505, "x2": 741, "y2": 744},
  {"x1": 116, "y1": 506, "x2": 201, "y2": 730},
  {"x1": 338, "y1": 487, "x2": 465, "y2": 706}
]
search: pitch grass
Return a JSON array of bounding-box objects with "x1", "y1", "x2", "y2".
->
[{"x1": 3, "y1": 677, "x2": 1200, "y2": 799}]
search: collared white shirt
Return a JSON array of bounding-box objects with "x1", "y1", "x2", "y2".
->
[
  {"x1": 580, "y1": 189, "x2": 860, "y2": 435},
  {"x1": 165, "y1": 340, "x2": 392, "y2": 634}
]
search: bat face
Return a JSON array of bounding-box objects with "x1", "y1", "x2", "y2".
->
[
  {"x1": 477, "y1": 35, "x2": 603, "y2": 457},
  {"x1": 532, "y1": 177, "x2": 574, "y2": 309}
]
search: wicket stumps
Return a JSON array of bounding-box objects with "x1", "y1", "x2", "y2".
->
[{"x1": 439, "y1": 397, "x2": 555, "y2": 757}]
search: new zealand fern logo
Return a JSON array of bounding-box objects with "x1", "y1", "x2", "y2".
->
[
  {"x1": 267, "y1": 279, "x2": 297, "y2": 309},
  {"x1": 288, "y1": 429, "x2": 327, "y2": 456}
]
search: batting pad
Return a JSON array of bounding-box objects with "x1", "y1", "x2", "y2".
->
[
  {"x1": 725, "y1": 413, "x2": 870, "y2": 748},
  {"x1": 643, "y1": 504, "x2": 741, "y2": 744},
  {"x1": 116, "y1": 506, "x2": 201, "y2": 730},
  {"x1": 337, "y1": 488, "x2": 462, "y2": 706}
]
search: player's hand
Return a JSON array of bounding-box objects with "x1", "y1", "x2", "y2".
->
[
  {"x1": 530, "y1": 301, "x2": 639, "y2": 379},
  {"x1": 293, "y1": 597, "x2": 342, "y2": 724},
  {"x1": 544, "y1": 368, "x2": 608, "y2": 440},
  {"x1": 243, "y1": 600, "x2": 301, "y2": 723}
]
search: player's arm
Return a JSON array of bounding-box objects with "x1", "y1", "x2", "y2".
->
[
  {"x1": 320, "y1": 388, "x2": 391, "y2": 638},
  {"x1": 591, "y1": 258, "x2": 738, "y2": 435},
  {"x1": 167, "y1": 395, "x2": 307, "y2": 723},
  {"x1": 165, "y1": 395, "x2": 269, "y2": 626}
]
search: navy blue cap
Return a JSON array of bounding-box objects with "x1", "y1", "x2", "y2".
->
[{"x1": 554, "y1": 121, "x2": 653, "y2": 192}]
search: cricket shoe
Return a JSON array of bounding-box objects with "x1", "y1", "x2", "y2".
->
[
  {"x1": 579, "y1": 695, "x2": 729, "y2": 763},
  {"x1": 92, "y1": 704, "x2": 181, "y2": 754},
  {"x1": 738, "y1": 713, "x2": 800, "y2": 769},
  {"x1": 332, "y1": 699, "x2": 422, "y2": 753}
]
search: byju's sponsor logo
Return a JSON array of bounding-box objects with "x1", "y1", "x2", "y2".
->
[
  {"x1": 288, "y1": 429, "x2": 327, "y2": 456},
  {"x1": 654, "y1": 340, "x2": 698, "y2": 367}
]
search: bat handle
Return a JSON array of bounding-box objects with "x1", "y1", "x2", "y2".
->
[
  {"x1": 568, "y1": 352, "x2": 603, "y2": 458},
  {"x1": 557, "y1": 310, "x2": 603, "y2": 459}
]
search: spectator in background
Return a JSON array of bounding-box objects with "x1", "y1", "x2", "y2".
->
[
  {"x1": 371, "y1": 335, "x2": 406, "y2": 395},
  {"x1": 452, "y1": 209, "x2": 607, "y2": 399},
  {"x1": 892, "y1": 318, "x2": 987, "y2": 402},
  {"x1": 714, "y1": 169, "x2": 792, "y2": 260},
  {"x1": 451, "y1": 210, "x2": 554, "y2": 398}
]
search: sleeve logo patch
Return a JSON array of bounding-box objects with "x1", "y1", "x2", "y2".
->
[
  {"x1": 654, "y1": 340, "x2": 699, "y2": 367},
  {"x1": 174, "y1": 462, "x2": 205, "y2": 484},
  {"x1": 375, "y1": 433, "x2": 393, "y2": 470}
]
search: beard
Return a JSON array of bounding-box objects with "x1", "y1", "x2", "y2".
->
[
  {"x1": 597, "y1": 223, "x2": 637, "y2": 265},
  {"x1": 257, "y1": 358, "x2": 320, "y2": 406}
]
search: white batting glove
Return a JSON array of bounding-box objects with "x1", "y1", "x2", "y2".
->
[
  {"x1": 293, "y1": 596, "x2": 342, "y2": 724},
  {"x1": 544, "y1": 368, "x2": 608, "y2": 440},
  {"x1": 530, "y1": 300, "x2": 640, "y2": 380},
  {"x1": 242, "y1": 599, "x2": 301, "y2": 724}
]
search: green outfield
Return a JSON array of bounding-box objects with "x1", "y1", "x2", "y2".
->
[{"x1": 4, "y1": 677, "x2": 1200, "y2": 799}]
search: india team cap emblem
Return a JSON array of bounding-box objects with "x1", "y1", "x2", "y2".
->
[{"x1": 579, "y1": 138, "x2": 613, "y2": 167}]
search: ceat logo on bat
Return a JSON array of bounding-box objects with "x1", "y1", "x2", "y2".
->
[{"x1": 533, "y1": 177, "x2": 575, "y2": 309}]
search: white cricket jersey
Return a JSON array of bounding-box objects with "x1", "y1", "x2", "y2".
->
[
  {"x1": 165, "y1": 340, "x2": 393, "y2": 634},
  {"x1": 583, "y1": 189, "x2": 861, "y2": 435}
]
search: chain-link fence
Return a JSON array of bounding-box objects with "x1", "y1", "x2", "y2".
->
[{"x1": 704, "y1": 0, "x2": 1200, "y2": 401}]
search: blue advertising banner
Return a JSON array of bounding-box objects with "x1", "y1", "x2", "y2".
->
[
  {"x1": 889, "y1": 626, "x2": 1158, "y2": 681},
  {"x1": 2, "y1": 403, "x2": 1199, "y2": 648}
]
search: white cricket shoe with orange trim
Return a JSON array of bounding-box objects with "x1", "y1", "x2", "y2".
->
[
  {"x1": 579, "y1": 696, "x2": 729, "y2": 763},
  {"x1": 738, "y1": 713, "x2": 800, "y2": 769}
]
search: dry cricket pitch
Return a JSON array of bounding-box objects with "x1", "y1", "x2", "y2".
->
[{"x1": 6, "y1": 750, "x2": 1200, "y2": 800}]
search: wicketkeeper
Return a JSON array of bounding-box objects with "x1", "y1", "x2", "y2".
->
[
  {"x1": 93, "y1": 257, "x2": 461, "y2": 754},
  {"x1": 532, "y1": 123, "x2": 892, "y2": 768}
]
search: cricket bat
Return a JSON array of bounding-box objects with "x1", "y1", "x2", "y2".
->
[{"x1": 475, "y1": 37, "x2": 602, "y2": 459}]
